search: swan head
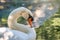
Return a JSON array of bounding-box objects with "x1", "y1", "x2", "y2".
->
[
  {"x1": 25, "y1": 13, "x2": 39, "y2": 28},
  {"x1": 27, "y1": 14, "x2": 34, "y2": 27}
]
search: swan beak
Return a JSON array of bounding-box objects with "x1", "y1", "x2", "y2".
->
[{"x1": 28, "y1": 18, "x2": 33, "y2": 27}]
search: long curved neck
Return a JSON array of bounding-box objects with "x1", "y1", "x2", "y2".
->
[
  {"x1": 8, "y1": 7, "x2": 36, "y2": 39},
  {"x1": 8, "y1": 7, "x2": 36, "y2": 34}
]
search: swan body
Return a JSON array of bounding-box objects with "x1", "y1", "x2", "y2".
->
[
  {"x1": 0, "y1": 27, "x2": 35, "y2": 40},
  {"x1": 0, "y1": 7, "x2": 36, "y2": 40}
]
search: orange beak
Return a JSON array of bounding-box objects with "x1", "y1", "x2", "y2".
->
[{"x1": 28, "y1": 18, "x2": 33, "y2": 27}]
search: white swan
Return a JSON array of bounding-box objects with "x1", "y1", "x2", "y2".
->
[
  {"x1": 0, "y1": 7, "x2": 36, "y2": 40},
  {"x1": 0, "y1": 4, "x2": 58, "y2": 40}
]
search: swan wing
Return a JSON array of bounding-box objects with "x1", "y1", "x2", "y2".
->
[{"x1": 0, "y1": 27, "x2": 28, "y2": 40}]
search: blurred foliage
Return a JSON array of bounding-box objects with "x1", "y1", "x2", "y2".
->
[
  {"x1": 35, "y1": 7, "x2": 60, "y2": 40},
  {"x1": 17, "y1": 17, "x2": 27, "y2": 25},
  {"x1": 0, "y1": 0, "x2": 60, "y2": 40}
]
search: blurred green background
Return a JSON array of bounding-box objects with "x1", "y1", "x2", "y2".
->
[{"x1": 0, "y1": 0, "x2": 60, "y2": 40}]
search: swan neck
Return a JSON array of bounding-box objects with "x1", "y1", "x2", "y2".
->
[
  {"x1": 8, "y1": 7, "x2": 36, "y2": 39},
  {"x1": 8, "y1": 7, "x2": 33, "y2": 33}
]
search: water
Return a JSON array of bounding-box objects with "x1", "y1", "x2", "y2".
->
[{"x1": 32, "y1": 3, "x2": 59, "y2": 27}]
